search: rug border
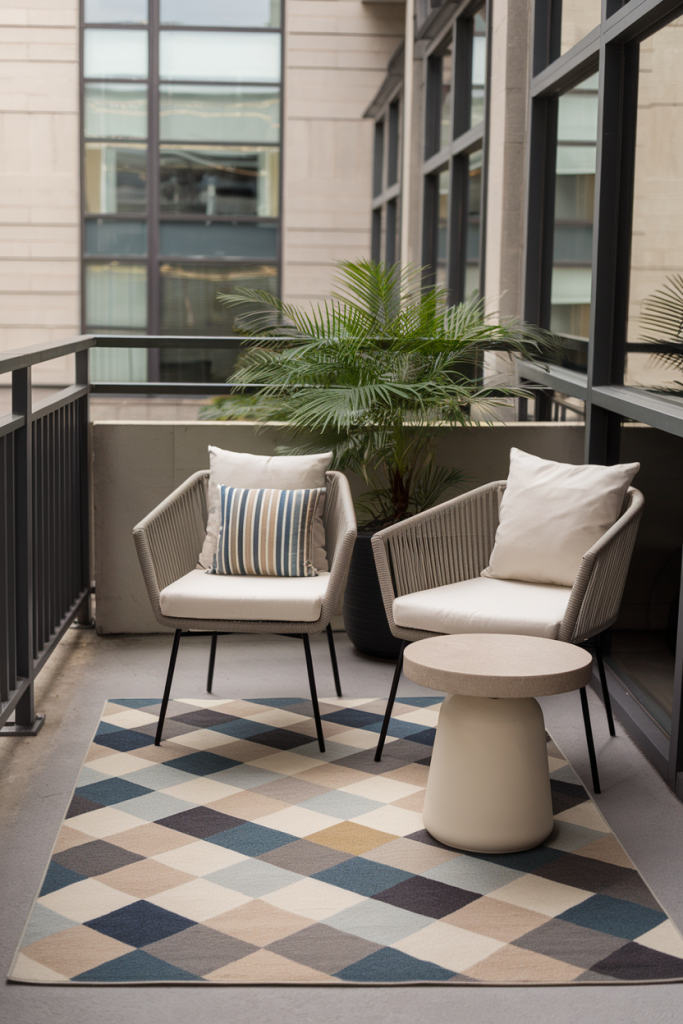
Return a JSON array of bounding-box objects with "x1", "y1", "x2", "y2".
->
[{"x1": 8, "y1": 696, "x2": 683, "y2": 989}]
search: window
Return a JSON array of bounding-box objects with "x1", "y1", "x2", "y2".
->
[
  {"x1": 422, "y1": 6, "x2": 487, "y2": 302},
  {"x1": 371, "y1": 95, "x2": 401, "y2": 265},
  {"x1": 82, "y1": 0, "x2": 282, "y2": 381},
  {"x1": 625, "y1": 16, "x2": 683, "y2": 402},
  {"x1": 549, "y1": 73, "x2": 598, "y2": 370}
]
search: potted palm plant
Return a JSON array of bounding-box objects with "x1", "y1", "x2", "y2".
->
[{"x1": 201, "y1": 260, "x2": 548, "y2": 657}]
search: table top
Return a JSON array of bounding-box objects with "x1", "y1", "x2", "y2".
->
[{"x1": 403, "y1": 633, "x2": 593, "y2": 698}]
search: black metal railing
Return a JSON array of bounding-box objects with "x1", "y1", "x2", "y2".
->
[{"x1": 0, "y1": 333, "x2": 257, "y2": 736}]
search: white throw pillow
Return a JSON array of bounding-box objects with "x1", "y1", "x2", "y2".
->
[
  {"x1": 482, "y1": 447, "x2": 639, "y2": 587},
  {"x1": 198, "y1": 447, "x2": 332, "y2": 571}
]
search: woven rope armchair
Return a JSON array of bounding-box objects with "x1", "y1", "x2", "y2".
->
[
  {"x1": 134, "y1": 469, "x2": 357, "y2": 751},
  {"x1": 371, "y1": 480, "x2": 644, "y2": 792}
]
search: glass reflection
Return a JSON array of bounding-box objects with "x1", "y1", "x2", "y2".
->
[
  {"x1": 85, "y1": 219, "x2": 147, "y2": 256},
  {"x1": 85, "y1": 143, "x2": 146, "y2": 213},
  {"x1": 84, "y1": 29, "x2": 148, "y2": 79},
  {"x1": 85, "y1": 261, "x2": 147, "y2": 330},
  {"x1": 550, "y1": 73, "x2": 597, "y2": 368},
  {"x1": 466, "y1": 150, "x2": 482, "y2": 297},
  {"x1": 84, "y1": 0, "x2": 147, "y2": 23},
  {"x1": 159, "y1": 31, "x2": 281, "y2": 82},
  {"x1": 436, "y1": 169, "x2": 449, "y2": 290},
  {"x1": 440, "y1": 48, "x2": 452, "y2": 150},
  {"x1": 159, "y1": 222, "x2": 277, "y2": 259},
  {"x1": 84, "y1": 83, "x2": 147, "y2": 138},
  {"x1": 160, "y1": 146, "x2": 278, "y2": 216},
  {"x1": 159, "y1": 85, "x2": 280, "y2": 143},
  {"x1": 559, "y1": 0, "x2": 601, "y2": 59},
  {"x1": 159, "y1": 261, "x2": 277, "y2": 336},
  {"x1": 471, "y1": 10, "x2": 486, "y2": 127},
  {"x1": 625, "y1": 16, "x2": 683, "y2": 399},
  {"x1": 160, "y1": 0, "x2": 280, "y2": 28}
]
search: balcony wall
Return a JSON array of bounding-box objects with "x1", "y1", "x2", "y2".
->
[{"x1": 93, "y1": 420, "x2": 585, "y2": 634}]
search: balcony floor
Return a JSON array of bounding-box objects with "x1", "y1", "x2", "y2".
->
[{"x1": 2, "y1": 627, "x2": 683, "y2": 1023}]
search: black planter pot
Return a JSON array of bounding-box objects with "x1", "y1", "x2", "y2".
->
[{"x1": 343, "y1": 532, "x2": 402, "y2": 659}]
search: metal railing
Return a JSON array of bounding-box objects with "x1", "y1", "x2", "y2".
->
[{"x1": 0, "y1": 332, "x2": 255, "y2": 736}]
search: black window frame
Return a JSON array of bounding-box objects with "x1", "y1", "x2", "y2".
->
[{"x1": 522, "y1": 0, "x2": 683, "y2": 791}]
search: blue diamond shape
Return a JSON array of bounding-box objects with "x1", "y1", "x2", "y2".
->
[
  {"x1": 73, "y1": 948, "x2": 199, "y2": 982},
  {"x1": 86, "y1": 901, "x2": 194, "y2": 947},
  {"x1": 336, "y1": 946, "x2": 453, "y2": 982},
  {"x1": 207, "y1": 822, "x2": 297, "y2": 856},
  {"x1": 76, "y1": 778, "x2": 152, "y2": 806},
  {"x1": 164, "y1": 752, "x2": 241, "y2": 776},
  {"x1": 39, "y1": 861, "x2": 86, "y2": 896},
  {"x1": 321, "y1": 709, "x2": 384, "y2": 728},
  {"x1": 208, "y1": 719, "x2": 276, "y2": 739},
  {"x1": 94, "y1": 728, "x2": 155, "y2": 752},
  {"x1": 313, "y1": 857, "x2": 414, "y2": 897},
  {"x1": 364, "y1": 719, "x2": 433, "y2": 739},
  {"x1": 558, "y1": 894, "x2": 667, "y2": 941}
]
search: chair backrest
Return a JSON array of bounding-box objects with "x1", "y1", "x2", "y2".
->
[{"x1": 559, "y1": 486, "x2": 644, "y2": 644}]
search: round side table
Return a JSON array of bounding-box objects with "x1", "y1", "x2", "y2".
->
[{"x1": 403, "y1": 633, "x2": 593, "y2": 855}]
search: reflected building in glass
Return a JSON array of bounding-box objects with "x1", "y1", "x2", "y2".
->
[{"x1": 82, "y1": 0, "x2": 283, "y2": 381}]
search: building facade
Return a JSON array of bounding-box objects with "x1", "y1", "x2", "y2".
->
[{"x1": 0, "y1": 0, "x2": 404, "y2": 384}]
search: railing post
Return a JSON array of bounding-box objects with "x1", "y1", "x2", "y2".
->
[
  {"x1": 75, "y1": 348, "x2": 92, "y2": 626},
  {"x1": 10, "y1": 366, "x2": 43, "y2": 733}
]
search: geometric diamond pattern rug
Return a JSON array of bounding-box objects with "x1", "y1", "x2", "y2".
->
[{"x1": 10, "y1": 697, "x2": 683, "y2": 985}]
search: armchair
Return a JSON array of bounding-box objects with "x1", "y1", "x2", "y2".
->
[
  {"x1": 134, "y1": 469, "x2": 357, "y2": 752},
  {"x1": 371, "y1": 480, "x2": 644, "y2": 792}
]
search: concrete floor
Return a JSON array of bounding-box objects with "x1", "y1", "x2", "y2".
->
[{"x1": 2, "y1": 628, "x2": 683, "y2": 1024}]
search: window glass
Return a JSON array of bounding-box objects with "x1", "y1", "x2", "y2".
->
[
  {"x1": 85, "y1": 144, "x2": 146, "y2": 213},
  {"x1": 84, "y1": 83, "x2": 147, "y2": 138},
  {"x1": 159, "y1": 261, "x2": 277, "y2": 335},
  {"x1": 85, "y1": 262, "x2": 147, "y2": 330},
  {"x1": 625, "y1": 17, "x2": 683, "y2": 399},
  {"x1": 159, "y1": 222, "x2": 277, "y2": 259},
  {"x1": 440, "y1": 48, "x2": 452, "y2": 150},
  {"x1": 84, "y1": 0, "x2": 147, "y2": 23},
  {"x1": 436, "y1": 168, "x2": 449, "y2": 289},
  {"x1": 159, "y1": 31, "x2": 281, "y2": 82},
  {"x1": 549, "y1": 73, "x2": 598, "y2": 369},
  {"x1": 84, "y1": 29, "x2": 148, "y2": 79},
  {"x1": 90, "y1": 347, "x2": 148, "y2": 382},
  {"x1": 471, "y1": 11, "x2": 486, "y2": 128},
  {"x1": 609, "y1": 422, "x2": 683, "y2": 736},
  {"x1": 160, "y1": 0, "x2": 280, "y2": 28},
  {"x1": 560, "y1": 0, "x2": 601, "y2": 58},
  {"x1": 85, "y1": 219, "x2": 147, "y2": 256},
  {"x1": 373, "y1": 121, "x2": 384, "y2": 197},
  {"x1": 159, "y1": 85, "x2": 280, "y2": 143},
  {"x1": 160, "y1": 146, "x2": 278, "y2": 216},
  {"x1": 466, "y1": 149, "x2": 482, "y2": 297}
]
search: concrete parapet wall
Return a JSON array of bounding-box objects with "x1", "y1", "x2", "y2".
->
[{"x1": 93, "y1": 420, "x2": 585, "y2": 634}]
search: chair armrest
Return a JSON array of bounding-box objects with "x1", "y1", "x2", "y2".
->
[
  {"x1": 372, "y1": 481, "x2": 503, "y2": 635},
  {"x1": 133, "y1": 471, "x2": 209, "y2": 624},
  {"x1": 320, "y1": 470, "x2": 357, "y2": 622},
  {"x1": 558, "y1": 487, "x2": 645, "y2": 644}
]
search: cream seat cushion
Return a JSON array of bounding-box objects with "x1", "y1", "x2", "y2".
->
[
  {"x1": 393, "y1": 576, "x2": 573, "y2": 640},
  {"x1": 160, "y1": 568, "x2": 329, "y2": 622}
]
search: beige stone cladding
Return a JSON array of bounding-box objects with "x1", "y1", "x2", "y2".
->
[
  {"x1": 0, "y1": 0, "x2": 80, "y2": 385},
  {"x1": 625, "y1": 15, "x2": 683, "y2": 392},
  {"x1": 282, "y1": 0, "x2": 404, "y2": 305}
]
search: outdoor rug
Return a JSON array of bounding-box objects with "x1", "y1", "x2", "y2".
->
[{"x1": 10, "y1": 696, "x2": 683, "y2": 985}]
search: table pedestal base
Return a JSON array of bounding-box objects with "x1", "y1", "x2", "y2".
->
[{"x1": 423, "y1": 693, "x2": 554, "y2": 854}]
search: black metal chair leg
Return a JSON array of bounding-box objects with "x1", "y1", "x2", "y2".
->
[
  {"x1": 156, "y1": 628, "x2": 181, "y2": 746},
  {"x1": 579, "y1": 686, "x2": 601, "y2": 794},
  {"x1": 302, "y1": 633, "x2": 325, "y2": 753},
  {"x1": 374, "y1": 640, "x2": 407, "y2": 763},
  {"x1": 206, "y1": 632, "x2": 218, "y2": 694},
  {"x1": 594, "y1": 637, "x2": 616, "y2": 737},
  {"x1": 326, "y1": 624, "x2": 342, "y2": 697}
]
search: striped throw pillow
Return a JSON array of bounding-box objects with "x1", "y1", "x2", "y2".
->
[{"x1": 209, "y1": 485, "x2": 326, "y2": 577}]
